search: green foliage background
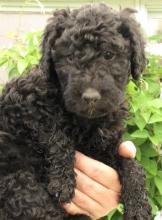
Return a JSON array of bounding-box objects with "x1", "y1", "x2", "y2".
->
[{"x1": 0, "y1": 32, "x2": 162, "y2": 219}]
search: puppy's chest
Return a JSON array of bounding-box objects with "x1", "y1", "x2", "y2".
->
[{"x1": 71, "y1": 127, "x2": 121, "y2": 169}]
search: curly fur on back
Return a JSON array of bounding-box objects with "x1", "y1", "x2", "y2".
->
[{"x1": 0, "y1": 3, "x2": 151, "y2": 220}]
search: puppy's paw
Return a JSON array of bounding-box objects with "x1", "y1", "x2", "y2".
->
[
  {"x1": 59, "y1": 185, "x2": 75, "y2": 203},
  {"x1": 48, "y1": 181, "x2": 75, "y2": 203}
]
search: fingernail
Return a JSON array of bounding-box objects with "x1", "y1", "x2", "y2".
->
[{"x1": 123, "y1": 141, "x2": 136, "y2": 158}]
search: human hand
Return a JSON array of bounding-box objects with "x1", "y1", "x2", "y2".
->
[{"x1": 63, "y1": 141, "x2": 136, "y2": 219}]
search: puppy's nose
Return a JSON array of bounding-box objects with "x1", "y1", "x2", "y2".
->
[{"x1": 82, "y1": 88, "x2": 101, "y2": 103}]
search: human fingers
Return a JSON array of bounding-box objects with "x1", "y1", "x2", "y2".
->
[
  {"x1": 63, "y1": 186, "x2": 119, "y2": 220},
  {"x1": 63, "y1": 201, "x2": 91, "y2": 218},
  {"x1": 118, "y1": 141, "x2": 136, "y2": 158},
  {"x1": 75, "y1": 151, "x2": 121, "y2": 192},
  {"x1": 75, "y1": 168, "x2": 120, "y2": 208}
]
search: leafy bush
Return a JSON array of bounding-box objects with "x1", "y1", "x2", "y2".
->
[
  {"x1": 123, "y1": 53, "x2": 162, "y2": 217},
  {"x1": 0, "y1": 31, "x2": 42, "y2": 79},
  {"x1": 0, "y1": 32, "x2": 162, "y2": 219}
]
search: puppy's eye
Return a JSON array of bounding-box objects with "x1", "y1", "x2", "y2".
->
[{"x1": 104, "y1": 51, "x2": 114, "y2": 60}]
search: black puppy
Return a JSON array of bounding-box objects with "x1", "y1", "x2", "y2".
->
[{"x1": 0, "y1": 3, "x2": 151, "y2": 220}]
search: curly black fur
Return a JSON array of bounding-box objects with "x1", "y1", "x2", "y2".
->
[{"x1": 0, "y1": 4, "x2": 151, "y2": 220}]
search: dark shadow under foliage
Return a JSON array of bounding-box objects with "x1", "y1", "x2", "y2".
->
[{"x1": 0, "y1": 3, "x2": 151, "y2": 220}]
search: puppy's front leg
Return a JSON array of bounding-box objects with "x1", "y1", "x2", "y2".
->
[
  {"x1": 46, "y1": 131, "x2": 76, "y2": 203},
  {"x1": 119, "y1": 158, "x2": 151, "y2": 220}
]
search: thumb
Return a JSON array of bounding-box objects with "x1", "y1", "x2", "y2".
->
[{"x1": 118, "y1": 141, "x2": 136, "y2": 159}]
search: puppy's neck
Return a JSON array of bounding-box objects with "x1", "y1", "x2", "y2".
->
[{"x1": 72, "y1": 110, "x2": 126, "y2": 132}]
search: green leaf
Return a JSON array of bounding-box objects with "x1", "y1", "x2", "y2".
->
[
  {"x1": 8, "y1": 67, "x2": 17, "y2": 79},
  {"x1": 149, "y1": 135, "x2": 161, "y2": 145},
  {"x1": 131, "y1": 92, "x2": 149, "y2": 110},
  {"x1": 150, "y1": 108, "x2": 162, "y2": 115},
  {"x1": 154, "y1": 176, "x2": 162, "y2": 195},
  {"x1": 141, "y1": 157, "x2": 157, "y2": 176},
  {"x1": 126, "y1": 117, "x2": 135, "y2": 126},
  {"x1": 153, "y1": 123, "x2": 162, "y2": 144},
  {"x1": 147, "y1": 80, "x2": 161, "y2": 97},
  {"x1": 127, "y1": 80, "x2": 137, "y2": 95},
  {"x1": 107, "y1": 211, "x2": 123, "y2": 220},
  {"x1": 19, "y1": 50, "x2": 28, "y2": 58},
  {"x1": 107, "y1": 208, "x2": 117, "y2": 220},
  {"x1": 148, "y1": 198, "x2": 159, "y2": 215},
  {"x1": 141, "y1": 145, "x2": 159, "y2": 158},
  {"x1": 134, "y1": 112, "x2": 146, "y2": 130},
  {"x1": 141, "y1": 111, "x2": 151, "y2": 123},
  {"x1": 131, "y1": 129, "x2": 149, "y2": 139},
  {"x1": 17, "y1": 60, "x2": 28, "y2": 74},
  {"x1": 116, "y1": 203, "x2": 124, "y2": 214},
  {"x1": 157, "y1": 171, "x2": 162, "y2": 178},
  {"x1": 130, "y1": 100, "x2": 139, "y2": 112},
  {"x1": 149, "y1": 113, "x2": 162, "y2": 124},
  {"x1": 132, "y1": 138, "x2": 146, "y2": 146},
  {"x1": 147, "y1": 35, "x2": 162, "y2": 41},
  {"x1": 107, "y1": 204, "x2": 123, "y2": 220},
  {"x1": 136, "y1": 146, "x2": 142, "y2": 161},
  {"x1": 148, "y1": 99, "x2": 162, "y2": 108},
  {"x1": 0, "y1": 57, "x2": 7, "y2": 66},
  {"x1": 155, "y1": 196, "x2": 162, "y2": 206}
]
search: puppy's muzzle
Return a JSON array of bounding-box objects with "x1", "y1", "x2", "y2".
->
[{"x1": 82, "y1": 88, "x2": 101, "y2": 104}]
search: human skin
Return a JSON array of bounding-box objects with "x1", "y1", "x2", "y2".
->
[{"x1": 63, "y1": 141, "x2": 136, "y2": 219}]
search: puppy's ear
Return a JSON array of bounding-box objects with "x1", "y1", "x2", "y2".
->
[
  {"x1": 118, "y1": 8, "x2": 146, "y2": 80},
  {"x1": 40, "y1": 9, "x2": 70, "y2": 78}
]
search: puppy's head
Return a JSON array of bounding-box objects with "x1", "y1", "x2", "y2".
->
[{"x1": 41, "y1": 4, "x2": 146, "y2": 119}]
